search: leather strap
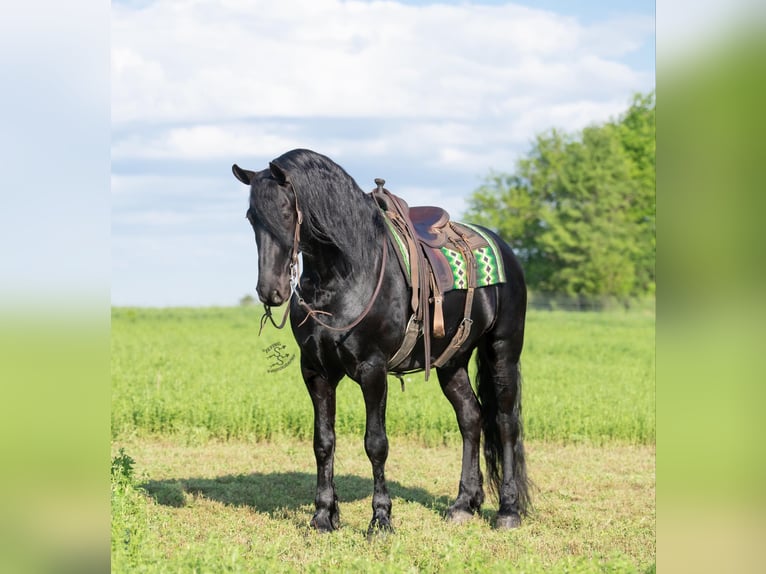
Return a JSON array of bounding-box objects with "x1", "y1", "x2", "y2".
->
[
  {"x1": 431, "y1": 272, "x2": 445, "y2": 338},
  {"x1": 379, "y1": 185, "x2": 420, "y2": 315},
  {"x1": 296, "y1": 237, "x2": 388, "y2": 332},
  {"x1": 387, "y1": 314, "x2": 422, "y2": 369},
  {"x1": 373, "y1": 182, "x2": 434, "y2": 378},
  {"x1": 433, "y1": 227, "x2": 478, "y2": 368}
]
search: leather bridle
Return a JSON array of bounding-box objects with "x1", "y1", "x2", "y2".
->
[{"x1": 259, "y1": 181, "x2": 388, "y2": 335}]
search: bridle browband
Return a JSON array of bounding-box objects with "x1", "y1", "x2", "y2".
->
[{"x1": 258, "y1": 180, "x2": 389, "y2": 335}]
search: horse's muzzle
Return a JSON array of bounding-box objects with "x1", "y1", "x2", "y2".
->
[{"x1": 257, "y1": 286, "x2": 287, "y2": 307}]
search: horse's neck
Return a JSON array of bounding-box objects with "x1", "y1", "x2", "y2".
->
[
  {"x1": 299, "y1": 193, "x2": 384, "y2": 300},
  {"x1": 302, "y1": 249, "x2": 350, "y2": 285},
  {"x1": 300, "y1": 238, "x2": 381, "y2": 305}
]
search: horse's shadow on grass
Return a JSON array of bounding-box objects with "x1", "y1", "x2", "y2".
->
[{"x1": 142, "y1": 472, "x2": 454, "y2": 519}]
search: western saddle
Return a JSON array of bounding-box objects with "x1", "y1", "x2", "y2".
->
[{"x1": 371, "y1": 178, "x2": 490, "y2": 379}]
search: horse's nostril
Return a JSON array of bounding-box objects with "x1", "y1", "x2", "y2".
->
[
  {"x1": 256, "y1": 285, "x2": 286, "y2": 306},
  {"x1": 270, "y1": 290, "x2": 283, "y2": 305}
]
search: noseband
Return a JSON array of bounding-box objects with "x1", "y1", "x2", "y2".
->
[{"x1": 259, "y1": 181, "x2": 389, "y2": 335}]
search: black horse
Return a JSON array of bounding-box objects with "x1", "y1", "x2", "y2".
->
[{"x1": 232, "y1": 149, "x2": 529, "y2": 534}]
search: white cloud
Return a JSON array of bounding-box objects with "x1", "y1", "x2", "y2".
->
[
  {"x1": 394, "y1": 184, "x2": 470, "y2": 222},
  {"x1": 112, "y1": 0, "x2": 653, "y2": 125},
  {"x1": 509, "y1": 97, "x2": 634, "y2": 141},
  {"x1": 112, "y1": 123, "x2": 305, "y2": 159}
]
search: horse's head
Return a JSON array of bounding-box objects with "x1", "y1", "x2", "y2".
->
[{"x1": 232, "y1": 161, "x2": 299, "y2": 307}]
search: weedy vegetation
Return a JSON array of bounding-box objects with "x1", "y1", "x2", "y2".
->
[{"x1": 112, "y1": 306, "x2": 655, "y2": 573}]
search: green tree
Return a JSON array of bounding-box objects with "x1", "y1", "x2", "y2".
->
[
  {"x1": 466, "y1": 92, "x2": 655, "y2": 301},
  {"x1": 617, "y1": 92, "x2": 656, "y2": 295}
]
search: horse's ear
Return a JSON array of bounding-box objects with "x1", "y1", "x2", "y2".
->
[
  {"x1": 232, "y1": 164, "x2": 255, "y2": 185},
  {"x1": 269, "y1": 161, "x2": 288, "y2": 185}
]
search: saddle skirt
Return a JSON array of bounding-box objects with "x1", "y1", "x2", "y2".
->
[
  {"x1": 371, "y1": 180, "x2": 506, "y2": 377},
  {"x1": 396, "y1": 219, "x2": 507, "y2": 293}
]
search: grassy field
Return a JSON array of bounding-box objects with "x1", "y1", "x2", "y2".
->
[
  {"x1": 111, "y1": 306, "x2": 655, "y2": 445},
  {"x1": 111, "y1": 306, "x2": 655, "y2": 572}
]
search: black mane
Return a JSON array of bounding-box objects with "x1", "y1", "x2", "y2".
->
[{"x1": 270, "y1": 149, "x2": 384, "y2": 266}]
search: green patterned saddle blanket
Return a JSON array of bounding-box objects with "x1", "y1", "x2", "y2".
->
[
  {"x1": 440, "y1": 223, "x2": 506, "y2": 288},
  {"x1": 382, "y1": 216, "x2": 506, "y2": 292}
]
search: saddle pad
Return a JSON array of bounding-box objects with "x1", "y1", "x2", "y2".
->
[
  {"x1": 441, "y1": 223, "x2": 506, "y2": 289},
  {"x1": 381, "y1": 213, "x2": 506, "y2": 291},
  {"x1": 380, "y1": 211, "x2": 411, "y2": 276}
]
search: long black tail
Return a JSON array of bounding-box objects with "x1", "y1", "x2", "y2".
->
[{"x1": 476, "y1": 349, "x2": 531, "y2": 515}]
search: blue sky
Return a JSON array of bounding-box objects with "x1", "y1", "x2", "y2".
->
[{"x1": 111, "y1": 0, "x2": 656, "y2": 307}]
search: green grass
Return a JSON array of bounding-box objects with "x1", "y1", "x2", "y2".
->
[
  {"x1": 523, "y1": 310, "x2": 655, "y2": 443},
  {"x1": 111, "y1": 306, "x2": 655, "y2": 572},
  {"x1": 112, "y1": 438, "x2": 655, "y2": 573},
  {"x1": 111, "y1": 306, "x2": 654, "y2": 445}
]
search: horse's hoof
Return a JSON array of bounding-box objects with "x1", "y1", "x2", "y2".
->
[
  {"x1": 310, "y1": 513, "x2": 338, "y2": 533},
  {"x1": 495, "y1": 513, "x2": 522, "y2": 529},
  {"x1": 366, "y1": 518, "x2": 394, "y2": 541},
  {"x1": 309, "y1": 520, "x2": 334, "y2": 533},
  {"x1": 446, "y1": 508, "x2": 474, "y2": 525}
]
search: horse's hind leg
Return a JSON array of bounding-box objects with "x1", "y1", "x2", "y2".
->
[
  {"x1": 476, "y1": 333, "x2": 530, "y2": 529},
  {"x1": 436, "y1": 360, "x2": 485, "y2": 522},
  {"x1": 303, "y1": 359, "x2": 342, "y2": 532},
  {"x1": 356, "y1": 361, "x2": 393, "y2": 537}
]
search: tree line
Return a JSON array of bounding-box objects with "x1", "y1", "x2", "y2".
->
[{"x1": 466, "y1": 92, "x2": 655, "y2": 308}]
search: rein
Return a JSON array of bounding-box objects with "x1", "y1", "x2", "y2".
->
[{"x1": 259, "y1": 182, "x2": 389, "y2": 335}]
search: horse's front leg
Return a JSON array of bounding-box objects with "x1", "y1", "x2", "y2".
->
[
  {"x1": 303, "y1": 360, "x2": 341, "y2": 532},
  {"x1": 357, "y1": 361, "x2": 393, "y2": 537}
]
